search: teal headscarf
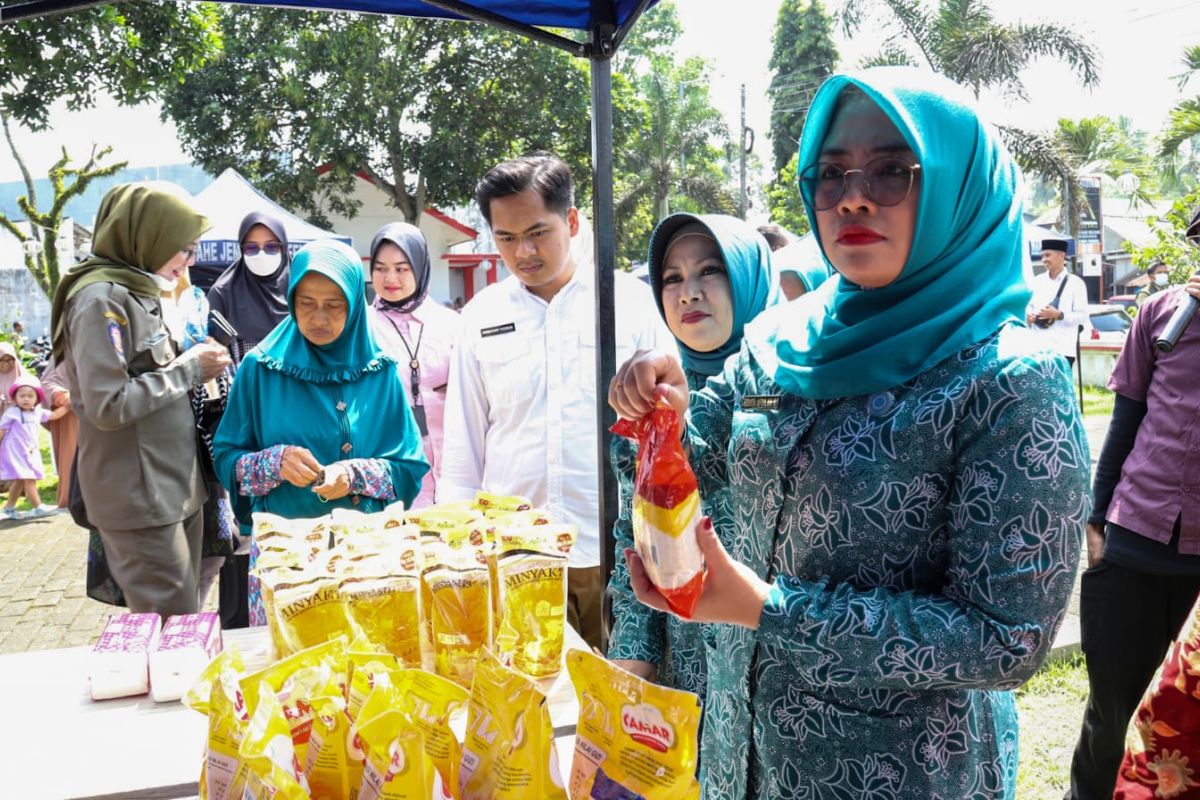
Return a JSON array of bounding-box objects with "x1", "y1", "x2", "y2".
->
[
  {"x1": 775, "y1": 233, "x2": 832, "y2": 292},
  {"x1": 747, "y1": 67, "x2": 1031, "y2": 399},
  {"x1": 648, "y1": 213, "x2": 780, "y2": 378},
  {"x1": 256, "y1": 239, "x2": 391, "y2": 384}
]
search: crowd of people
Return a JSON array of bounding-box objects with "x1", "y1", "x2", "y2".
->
[{"x1": 8, "y1": 63, "x2": 1195, "y2": 799}]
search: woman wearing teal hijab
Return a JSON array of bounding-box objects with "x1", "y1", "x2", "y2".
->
[
  {"x1": 213, "y1": 237, "x2": 428, "y2": 534},
  {"x1": 608, "y1": 213, "x2": 779, "y2": 701},
  {"x1": 610, "y1": 68, "x2": 1088, "y2": 799}
]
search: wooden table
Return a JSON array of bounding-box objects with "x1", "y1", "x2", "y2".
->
[{"x1": 0, "y1": 626, "x2": 585, "y2": 799}]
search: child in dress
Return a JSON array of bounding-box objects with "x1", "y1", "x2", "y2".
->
[{"x1": 0, "y1": 375, "x2": 68, "y2": 520}]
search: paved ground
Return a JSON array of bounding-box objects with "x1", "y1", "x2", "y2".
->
[{"x1": 0, "y1": 414, "x2": 1113, "y2": 656}]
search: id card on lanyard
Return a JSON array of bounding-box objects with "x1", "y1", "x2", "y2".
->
[{"x1": 385, "y1": 316, "x2": 428, "y2": 436}]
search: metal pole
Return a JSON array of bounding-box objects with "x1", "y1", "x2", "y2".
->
[
  {"x1": 590, "y1": 21, "x2": 618, "y2": 654},
  {"x1": 739, "y1": 83, "x2": 748, "y2": 219}
]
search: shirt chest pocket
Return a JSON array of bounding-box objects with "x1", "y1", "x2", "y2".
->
[
  {"x1": 476, "y1": 335, "x2": 537, "y2": 408},
  {"x1": 577, "y1": 327, "x2": 634, "y2": 393}
]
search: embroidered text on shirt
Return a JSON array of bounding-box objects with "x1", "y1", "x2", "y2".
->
[{"x1": 480, "y1": 323, "x2": 517, "y2": 338}]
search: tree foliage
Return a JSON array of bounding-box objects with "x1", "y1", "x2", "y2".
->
[
  {"x1": 0, "y1": 2, "x2": 222, "y2": 129},
  {"x1": 0, "y1": 111, "x2": 126, "y2": 296},
  {"x1": 767, "y1": 0, "x2": 838, "y2": 174},
  {"x1": 1125, "y1": 189, "x2": 1200, "y2": 284},
  {"x1": 159, "y1": 10, "x2": 624, "y2": 226},
  {"x1": 765, "y1": 153, "x2": 810, "y2": 236}
]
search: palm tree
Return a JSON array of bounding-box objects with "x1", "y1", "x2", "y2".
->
[
  {"x1": 1160, "y1": 45, "x2": 1200, "y2": 160},
  {"x1": 837, "y1": 0, "x2": 1101, "y2": 226}
]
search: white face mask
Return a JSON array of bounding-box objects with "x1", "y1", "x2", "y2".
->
[
  {"x1": 1154, "y1": 273, "x2": 1169, "y2": 287},
  {"x1": 151, "y1": 272, "x2": 179, "y2": 293},
  {"x1": 245, "y1": 252, "x2": 283, "y2": 277}
]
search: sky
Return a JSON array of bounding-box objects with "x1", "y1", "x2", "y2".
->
[{"x1": 3, "y1": 0, "x2": 1200, "y2": 186}]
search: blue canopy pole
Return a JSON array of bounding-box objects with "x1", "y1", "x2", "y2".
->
[{"x1": 590, "y1": 4, "x2": 617, "y2": 652}]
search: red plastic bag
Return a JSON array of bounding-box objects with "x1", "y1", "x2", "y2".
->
[{"x1": 612, "y1": 392, "x2": 706, "y2": 618}]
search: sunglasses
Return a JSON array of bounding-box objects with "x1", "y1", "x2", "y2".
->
[
  {"x1": 242, "y1": 242, "x2": 283, "y2": 256},
  {"x1": 800, "y1": 156, "x2": 922, "y2": 212}
]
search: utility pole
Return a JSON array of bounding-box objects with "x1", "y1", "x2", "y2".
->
[{"x1": 739, "y1": 83, "x2": 748, "y2": 219}]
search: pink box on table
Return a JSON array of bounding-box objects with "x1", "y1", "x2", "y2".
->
[
  {"x1": 89, "y1": 612, "x2": 161, "y2": 701},
  {"x1": 150, "y1": 612, "x2": 223, "y2": 702}
]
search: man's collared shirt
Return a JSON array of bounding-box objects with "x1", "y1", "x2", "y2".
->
[
  {"x1": 1026, "y1": 268, "x2": 1090, "y2": 358},
  {"x1": 1107, "y1": 286, "x2": 1200, "y2": 553},
  {"x1": 439, "y1": 267, "x2": 673, "y2": 567}
]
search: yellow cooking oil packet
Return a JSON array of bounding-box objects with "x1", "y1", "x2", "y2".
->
[
  {"x1": 274, "y1": 577, "x2": 353, "y2": 657},
  {"x1": 567, "y1": 649, "x2": 702, "y2": 800},
  {"x1": 472, "y1": 491, "x2": 533, "y2": 513},
  {"x1": 254, "y1": 512, "x2": 330, "y2": 563},
  {"x1": 345, "y1": 650, "x2": 399, "y2": 720},
  {"x1": 352, "y1": 680, "x2": 434, "y2": 800},
  {"x1": 256, "y1": 570, "x2": 313, "y2": 661},
  {"x1": 460, "y1": 649, "x2": 565, "y2": 800},
  {"x1": 389, "y1": 668, "x2": 469, "y2": 795},
  {"x1": 494, "y1": 525, "x2": 575, "y2": 678},
  {"x1": 305, "y1": 690, "x2": 352, "y2": 800},
  {"x1": 239, "y1": 679, "x2": 310, "y2": 800},
  {"x1": 239, "y1": 637, "x2": 347, "y2": 767},
  {"x1": 426, "y1": 545, "x2": 492, "y2": 689},
  {"x1": 192, "y1": 652, "x2": 250, "y2": 800},
  {"x1": 340, "y1": 556, "x2": 422, "y2": 667}
]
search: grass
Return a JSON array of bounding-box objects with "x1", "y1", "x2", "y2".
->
[
  {"x1": 1081, "y1": 386, "x2": 1115, "y2": 419},
  {"x1": 1015, "y1": 652, "x2": 1090, "y2": 797}
]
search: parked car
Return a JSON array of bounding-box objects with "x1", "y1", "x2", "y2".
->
[
  {"x1": 1104, "y1": 294, "x2": 1137, "y2": 314},
  {"x1": 1088, "y1": 303, "x2": 1132, "y2": 343}
]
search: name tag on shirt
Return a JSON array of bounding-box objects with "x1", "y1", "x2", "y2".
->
[
  {"x1": 480, "y1": 322, "x2": 516, "y2": 338},
  {"x1": 741, "y1": 395, "x2": 782, "y2": 411}
]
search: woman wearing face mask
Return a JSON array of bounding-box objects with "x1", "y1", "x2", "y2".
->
[
  {"x1": 206, "y1": 212, "x2": 292, "y2": 365},
  {"x1": 206, "y1": 212, "x2": 291, "y2": 626},
  {"x1": 608, "y1": 213, "x2": 779, "y2": 704},
  {"x1": 366, "y1": 223, "x2": 462, "y2": 509},
  {"x1": 610, "y1": 68, "x2": 1088, "y2": 798},
  {"x1": 52, "y1": 182, "x2": 232, "y2": 618},
  {"x1": 1134, "y1": 261, "x2": 1171, "y2": 309}
]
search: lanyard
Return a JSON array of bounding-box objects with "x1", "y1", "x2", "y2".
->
[{"x1": 384, "y1": 315, "x2": 428, "y2": 436}]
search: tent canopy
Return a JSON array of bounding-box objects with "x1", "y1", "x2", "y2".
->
[{"x1": 191, "y1": 168, "x2": 351, "y2": 268}]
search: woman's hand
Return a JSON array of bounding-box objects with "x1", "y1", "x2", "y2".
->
[
  {"x1": 1085, "y1": 521, "x2": 1106, "y2": 569},
  {"x1": 608, "y1": 349, "x2": 688, "y2": 425},
  {"x1": 280, "y1": 446, "x2": 322, "y2": 487},
  {"x1": 626, "y1": 516, "x2": 772, "y2": 629},
  {"x1": 1186, "y1": 274, "x2": 1200, "y2": 300},
  {"x1": 312, "y1": 463, "x2": 351, "y2": 501},
  {"x1": 609, "y1": 659, "x2": 658, "y2": 682},
  {"x1": 51, "y1": 390, "x2": 70, "y2": 410}
]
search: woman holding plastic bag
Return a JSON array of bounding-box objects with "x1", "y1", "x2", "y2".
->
[
  {"x1": 609, "y1": 68, "x2": 1088, "y2": 798},
  {"x1": 608, "y1": 213, "x2": 780, "y2": 704}
]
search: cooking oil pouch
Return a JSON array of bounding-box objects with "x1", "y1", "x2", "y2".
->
[
  {"x1": 199, "y1": 656, "x2": 252, "y2": 800},
  {"x1": 340, "y1": 566, "x2": 422, "y2": 667},
  {"x1": 305, "y1": 690, "x2": 352, "y2": 800},
  {"x1": 239, "y1": 679, "x2": 311, "y2": 800},
  {"x1": 353, "y1": 680, "x2": 434, "y2": 800},
  {"x1": 345, "y1": 651, "x2": 400, "y2": 720},
  {"x1": 611, "y1": 393, "x2": 706, "y2": 618},
  {"x1": 472, "y1": 491, "x2": 533, "y2": 513},
  {"x1": 274, "y1": 577, "x2": 353, "y2": 656},
  {"x1": 390, "y1": 668, "x2": 469, "y2": 795},
  {"x1": 460, "y1": 649, "x2": 565, "y2": 800},
  {"x1": 183, "y1": 646, "x2": 246, "y2": 717},
  {"x1": 495, "y1": 526, "x2": 575, "y2": 678},
  {"x1": 239, "y1": 637, "x2": 347, "y2": 766},
  {"x1": 566, "y1": 649, "x2": 701, "y2": 800},
  {"x1": 427, "y1": 546, "x2": 492, "y2": 689}
]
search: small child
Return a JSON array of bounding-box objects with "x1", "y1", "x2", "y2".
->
[{"x1": 0, "y1": 375, "x2": 68, "y2": 520}]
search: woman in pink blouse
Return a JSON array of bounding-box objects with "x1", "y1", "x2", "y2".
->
[{"x1": 367, "y1": 222, "x2": 462, "y2": 508}]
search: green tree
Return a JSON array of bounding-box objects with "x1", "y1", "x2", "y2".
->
[
  {"x1": 1160, "y1": 45, "x2": 1200, "y2": 158},
  {"x1": 160, "y1": 9, "x2": 617, "y2": 227},
  {"x1": 1125, "y1": 189, "x2": 1200, "y2": 285},
  {"x1": 765, "y1": 153, "x2": 811, "y2": 236},
  {"x1": 613, "y1": 56, "x2": 736, "y2": 264},
  {"x1": 0, "y1": 3, "x2": 222, "y2": 129},
  {"x1": 1048, "y1": 115, "x2": 1160, "y2": 210},
  {"x1": 0, "y1": 123, "x2": 126, "y2": 296},
  {"x1": 836, "y1": 0, "x2": 1100, "y2": 225},
  {"x1": 768, "y1": 0, "x2": 839, "y2": 174}
]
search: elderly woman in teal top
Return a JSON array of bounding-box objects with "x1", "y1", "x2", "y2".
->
[
  {"x1": 610, "y1": 68, "x2": 1088, "y2": 800},
  {"x1": 608, "y1": 213, "x2": 780, "y2": 700},
  {"x1": 213, "y1": 239, "x2": 428, "y2": 529}
]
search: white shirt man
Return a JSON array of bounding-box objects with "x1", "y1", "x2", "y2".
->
[
  {"x1": 439, "y1": 154, "x2": 672, "y2": 649},
  {"x1": 1026, "y1": 239, "x2": 1090, "y2": 363}
]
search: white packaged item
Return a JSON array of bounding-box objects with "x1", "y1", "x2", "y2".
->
[
  {"x1": 150, "y1": 612, "x2": 223, "y2": 702},
  {"x1": 89, "y1": 612, "x2": 161, "y2": 700}
]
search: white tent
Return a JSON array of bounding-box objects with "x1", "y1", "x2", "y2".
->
[{"x1": 192, "y1": 168, "x2": 351, "y2": 268}]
